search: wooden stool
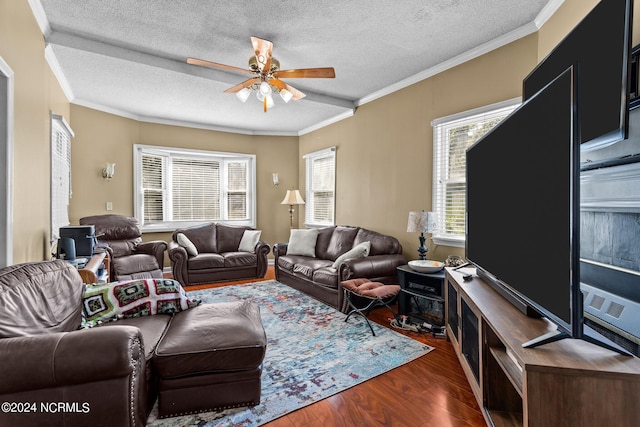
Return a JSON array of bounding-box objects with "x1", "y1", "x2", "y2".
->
[{"x1": 341, "y1": 278, "x2": 401, "y2": 336}]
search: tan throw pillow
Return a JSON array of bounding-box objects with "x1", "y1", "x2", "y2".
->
[
  {"x1": 239, "y1": 230, "x2": 262, "y2": 253},
  {"x1": 287, "y1": 228, "x2": 319, "y2": 257},
  {"x1": 332, "y1": 241, "x2": 371, "y2": 268},
  {"x1": 176, "y1": 233, "x2": 198, "y2": 256}
]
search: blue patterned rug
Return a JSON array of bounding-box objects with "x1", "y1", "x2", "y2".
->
[{"x1": 147, "y1": 280, "x2": 433, "y2": 427}]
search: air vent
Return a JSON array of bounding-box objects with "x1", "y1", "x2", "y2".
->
[
  {"x1": 606, "y1": 301, "x2": 625, "y2": 319},
  {"x1": 590, "y1": 295, "x2": 605, "y2": 310}
]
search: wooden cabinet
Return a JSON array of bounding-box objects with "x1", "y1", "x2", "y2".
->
[{"x1": 445, "y1": 267, "x2": 640, "y2": 427}]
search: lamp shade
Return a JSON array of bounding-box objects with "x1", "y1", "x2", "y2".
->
[
  {"x1": 281, "y1": 189, "x2": 305, "y2": 205},
  {"x1": 407, "y1": 211, "x2": 438, "y2": 233}
]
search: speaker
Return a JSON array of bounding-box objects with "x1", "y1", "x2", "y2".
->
[{"x1": 57, "y1": 237, "x2": 76, "y2": 261}]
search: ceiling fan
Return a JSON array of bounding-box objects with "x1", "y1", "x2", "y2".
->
[{"x1": 187, "y1": 37, "x2": 335, "y2": 112}]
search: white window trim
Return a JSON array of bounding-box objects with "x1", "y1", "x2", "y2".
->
[
  {"x1": 304, "y1": 146, "x2": 336, "y2": 228},
  {"x1": 431, "y1": 98, "x2": 520, "y2": 247},
  {"x1": 0, "y1": 56, "x2": 14, "y2": 267},
  {"x1": 133, "y1": 144, "x2": 256, "y2": 232},
  {"x1": 50, "y1": 112, "x2": 74, "y2": 243}
]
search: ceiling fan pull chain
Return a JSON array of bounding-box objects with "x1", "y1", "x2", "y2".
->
[{"x1": 264, "y1": 95, "x2": 268, "y2": 113}]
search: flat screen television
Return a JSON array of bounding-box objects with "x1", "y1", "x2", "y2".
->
[
  {"x1": 467, "y1": 68, "x2": 629, "y2": 354},
  {"x1": 466, "y1": 68, "x2": 581, "y2": 347},
  {"x1": 523, "y1": 0, "x2": 632, "y2": 152}
]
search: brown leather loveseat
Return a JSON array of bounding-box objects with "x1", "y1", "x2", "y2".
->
[
  {"x1": 0, "y1": 260, "x2": 266, "y2": 426},
  {"x1": 273, "y1": 225, "x2": 406, "y2": 311},
  {"x1": 168, "y1": 222, "x2": 270, "y2": 286}
]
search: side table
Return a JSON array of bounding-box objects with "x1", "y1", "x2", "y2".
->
[
  {"x1": 396, "y1": 265, "x2": 446, "y2": 326},
  {"x1": 78, "y1": 251, "x2": 110, "y2": 284}
]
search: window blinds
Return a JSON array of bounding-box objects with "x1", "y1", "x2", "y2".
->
[
  {"x1": 432, "y1": 102, "x2": 518, "y2": 244},
  {"x1": 305, "y1": 147, "x2": 336, "y2": 226},
  {"x1": 51, "y1": 115, "x2": 73, "y2": 242}
]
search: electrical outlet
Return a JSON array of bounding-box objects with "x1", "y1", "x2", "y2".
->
[{"x1": 106, "y1": 202, "x2": 113, "y2": 211}]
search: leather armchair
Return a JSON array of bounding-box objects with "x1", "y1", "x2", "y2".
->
[{"x1": 80, "y1": 214, "x2": 167, "y2": 281}]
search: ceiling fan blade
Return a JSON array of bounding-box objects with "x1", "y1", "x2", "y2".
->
[
  {"x1": 270, "y1": 79, "x2": 306, "y2": 100},
  {"x1": 251, "y1": 36, "x2": 273, "y2": 73},
  {"x1": 224, "y1": 77, "x2": 260, "y2": 93},
  {"x1": 273, "y1": 68, "x2": 336, "y2": 79},
  {"x1": 187, "y1": 57, "x2": 253, "y2": 75}
]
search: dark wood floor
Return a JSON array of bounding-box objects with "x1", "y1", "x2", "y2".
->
[{"x1": 186, "y1": 267, "x2": 486, "y2": 427}]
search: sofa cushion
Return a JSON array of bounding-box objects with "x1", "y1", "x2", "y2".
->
[
  {"x1": 293, "y1": 259, "x2": 334, "y2": 280},
  {"x1": 325, "y1": 226, "x2": 359, "y2": 260},
  {"x1": 223, "y1": 252, "x2": 258, "y2": 268},
  {"x1": 238, "y1": 230, "x2": 261, "y2": 253},
  {"x1": 332, "y1": 241, "x2": 371, "y2": 268},
  {"x1": 354, "y1": 228, "x2": 401, "y2": 256},
  {"x1": 176, "y1": 233, "x2": 198, "y2": 256},
  {"x1": 287, "y1": 228, "x2": 319, "y2": 257},
  {"x1": 180, "y1": 223, "x2": 217, "y2": 253},
  {"x1": 99, "y1": 314, "x2": 171, "y2": 361},
  {"x1": 312, "y1": 267, "x2": 339, "y2": 288},
  {"x1": 81, "y1": 278, "x2": 201, "y2": 328},
  {"x1": 0, "y1": 260, "x2": 83, "y2": 338},
  {"x1": 188, "y1": 253, "x2": 225, "y2": 270},
  {"x1": 113, "y1": 253, "x2": 160, "y2": 276},
  {"x1": 217, "y1": 224, "x2": 249, "y2": 253}
]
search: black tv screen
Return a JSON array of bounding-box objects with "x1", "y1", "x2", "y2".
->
[
  {"x1": 467, "y1": 68, "x2": 579, "y2": 333},
  {"x1": 523, "y1": 0, "x2": 632, "y2": 151}
]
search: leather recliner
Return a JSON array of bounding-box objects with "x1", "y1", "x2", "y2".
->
[{"x1": 80, "y1": 214, "x2": 167, "y2": 281}]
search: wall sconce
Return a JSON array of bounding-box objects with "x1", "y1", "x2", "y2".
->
[
  {"x1": 272, "y1": 173, "x2": 279, "y2": 187},
  {"x1": 102, "y1": 163, "x2": 115, "y2": 181}
]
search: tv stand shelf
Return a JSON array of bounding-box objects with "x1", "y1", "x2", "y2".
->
[{"x1": 445, "y1": 268, "x2": 640, "y2": 427}]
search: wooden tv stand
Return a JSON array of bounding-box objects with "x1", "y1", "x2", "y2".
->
[{"x1": 445, "y1": 268, "x2": 640, "y2": 427}]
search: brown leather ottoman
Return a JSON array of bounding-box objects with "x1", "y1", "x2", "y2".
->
[{"x1": 153, "y1": 300, "x2": 267, "y2": 418}]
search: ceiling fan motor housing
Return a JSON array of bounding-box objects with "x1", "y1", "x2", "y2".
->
[{"x1": 249, "y1": 56, "x2": 280, "y2": 73}]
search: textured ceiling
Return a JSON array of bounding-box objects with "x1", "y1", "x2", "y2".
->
[{"x1": 32, "y1": 0, "x2": 560, "y2": 135}]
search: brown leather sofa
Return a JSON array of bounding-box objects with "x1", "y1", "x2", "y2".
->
[
  {"x1": 0, "y1": 260, "x2": 266, "y2": 426},
  {"x1": 168, "y1": 223, "x2": 270, "y2": 286},
  {"x1": 79, "y1": 214, "x2": 167, "y2": 281},
  {"x1": 273, "y1": 225, "x2": 406, "y2": 311}
]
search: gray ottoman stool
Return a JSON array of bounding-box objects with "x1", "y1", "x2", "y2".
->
[{"x1": 154, "y1": 300, "x2": 266, "y2": 418}]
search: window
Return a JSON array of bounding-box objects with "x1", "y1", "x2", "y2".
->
[
  {"x1": 50, "y1": 113, "x2": 74, "y2": 243},
  {"x1": 432, "y1": 99, "x2": 519, "y2": 247},
  {"x1": 304, "y1": 147, "x2": 336, "y2": 227},
  {"x1": 134, "y1": 145, "x2": 255, "y2": 231}
]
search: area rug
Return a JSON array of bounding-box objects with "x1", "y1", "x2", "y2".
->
[{"x1": 146, "y1": 280, "x2": 433, "y2": 427}]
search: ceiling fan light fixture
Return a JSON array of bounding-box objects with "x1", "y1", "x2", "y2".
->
[
  {"x1": 279, "y1": 88, "x2": 293, "y2": 103},
  {"x1": 266, "y1": 94, "x2": 275, "y2": 108},
  {"x1": 256, "y1": 90, "x2": 265, "y2": 101},
  {"x1": 236, "y1": 87, "x2": 251, "y2": 102},
  {"x1": 259, "y1": 81, "x2": 272, "y2": 96}
]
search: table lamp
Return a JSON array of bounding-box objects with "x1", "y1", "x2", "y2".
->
[
  {"x1": 407, "y1": 211, "x2": 438, "y2": 260},
  {"x1": 281, "y1": 190, "x2": 305, "y2": 228}
]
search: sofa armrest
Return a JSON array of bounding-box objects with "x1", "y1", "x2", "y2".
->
[
  {"x1": 338, "y1": 254, "x2": 407, "y2": 282},
  {"x1": 168, "y1": 241, "x2": 189, "y2": 287},
  {"x1": 272, "y1": 242, "x2": 288, "y2": 257},
  {"x1": 255, "y1": 241, "x2": 271, "y2": 278},
  {"x1": 0, "y1": 325, "x2": 144, "y2": 395},
  {"x1": 135, "y1": 240, "x2": 168, "y2": 269}
]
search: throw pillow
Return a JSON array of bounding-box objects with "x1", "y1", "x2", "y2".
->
[
  {"x1": 81, "y1": 278, "x2": 201, "y2": 328},
  {"x1": 176, "y1": 233, "x2": 198, "y2": 256},
  {"x1": 332, "y1": 241, "x2": 371, "y2": 268},
  {"x1": 287, "y1": 228, "x2": 319, "y2": 257},
  {"x1": 238, "y1": 229, "x2": 262, "y2": 253}
]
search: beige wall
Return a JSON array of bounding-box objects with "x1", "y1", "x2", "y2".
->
[
  {"x1": 69, "y1": 106, "x2": 299, "y2": 263},
  {"x1": 299, "y1": 35, "x2": 538, "y2": 262},
  {"x1": 3, "y1": 0, "x2": 638, "y2": 265},
  {"x1": 0, "y1": 0, "x2": 70, "y2": 263}
]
